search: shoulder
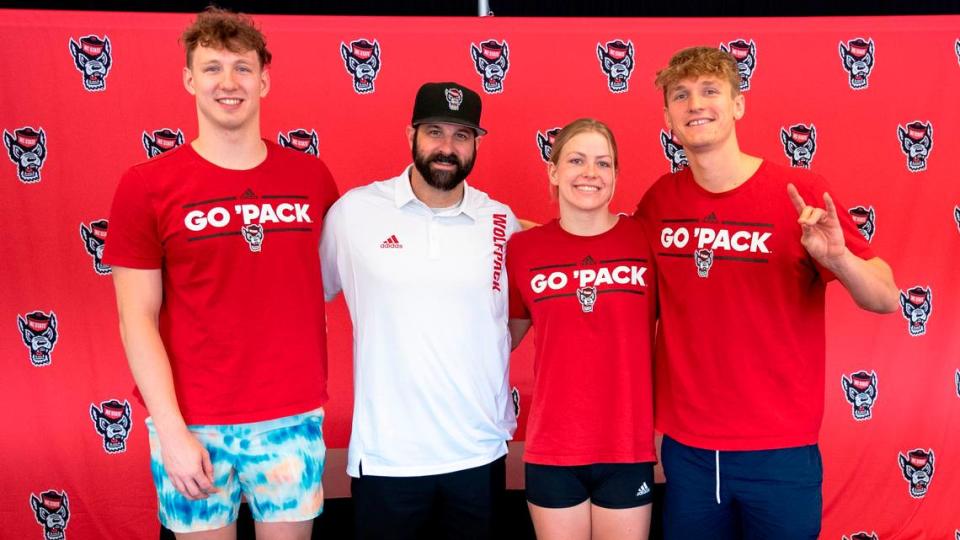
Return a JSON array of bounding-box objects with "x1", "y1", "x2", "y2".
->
[
  {"x1": 756, "y1": 160, "x2": 830, "y2": 197},
  {"x1": 126, "y1": 143, "x2": 192, "y2": 178},
  {"x1": 467, "y1": 184, "x2": 519, "y2": 226},
  {"x1": 328, "y1": 178, "x2": 393, "y2": 214}
]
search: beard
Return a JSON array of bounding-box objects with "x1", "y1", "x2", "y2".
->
[{"x1": 412, "y1": 136, "x2": 476, "y2": 192}]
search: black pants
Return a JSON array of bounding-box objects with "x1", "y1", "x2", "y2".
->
[{"x1": 351, "y1": 456, "x2": 506, "y2": 540}]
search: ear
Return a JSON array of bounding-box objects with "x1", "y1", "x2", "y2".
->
[
  {"x1": 733, "y1": 93, "x2": 745, "y2": 120},
  {"x1": 547, "y1": 161, "x2": 559, "y2": 188},
  {"x1": 183, "y1": 66, "x2": 196, "y2": 96},
  {"x1": 663, "y1": 107, "x2": 672, "y2": 131},
  {"x1": 260, "y1": 67, "x2": 271, "y2": 98},
  {"x1": 406, "y1": 125, "x2": 417, "y2": 150},
  {"x1": 474, "y1": 133, "x2": 483, "y2": 150}
]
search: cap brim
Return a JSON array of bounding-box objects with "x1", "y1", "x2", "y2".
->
[{"x1": 413, "y1": 116, "x2": 487, "y2": 136}]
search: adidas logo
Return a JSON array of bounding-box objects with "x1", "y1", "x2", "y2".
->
[
  {"x1": 380, "y1": 234, "x2": 403, "y2": 249},
  {"x1": 703, "y1": 212, "x2": 718, "y2": 223},
  {"x1": 242, "y1": 187, "x2": 258, "y2": 199},
  {"x1": 582, "y1": 255, "x2": 595, "y2": 265},
  {"x1": 636, "y1": 482, "x2": 650, "y2": 497}
]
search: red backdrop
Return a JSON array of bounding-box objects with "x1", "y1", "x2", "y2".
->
[{"x1": 1, "y1": 9, "x2": 958, "y2": 540}]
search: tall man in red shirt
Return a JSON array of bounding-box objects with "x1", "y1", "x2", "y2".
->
[
  {"x1": 635, "y1": 46, "x2": 899, "y2": 539},
  {"x1": 103, "y1": 8, "x2": 338, "y2": 539}
]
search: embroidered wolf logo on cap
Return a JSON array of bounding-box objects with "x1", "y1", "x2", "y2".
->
[
  {"x1": 841, "y1": 371, "x2": 877, "y2": 421},
  {"x1": 18, "y1": 311, "x2": 58, "y2": 367},
  {"x1": 536, "y1": 127, "x2": 562, "y2": 163},
  {"x1": 142, "y1": 128, "x2": 184, "y2": 158},
  {"x1": 597, "y1": 40, "x2": 635, "y2": 94},
  {"x1": 780, "y1": 124, "x2": 817, "y2": 168},
  {"x1": 69, "y1": 35, "x2": 112, "y2": 92},
  {"x1": 470, "y1": 39, "x2": 510, "y2": 94},
  {"x1": 897, "y1": 121, "x2": 933, "y2": 172},
  {"x1": 848, "y1": 205, "x2": 875, "y2": 242},
  {"x1": 899, "y1": 286, "x2": 932, "y2": 336},
  {"x1": 341, "y1": 39, "x2": 381, "y2": 94},
  {"x1": 720, "y1": 39, "x2": 757, "y2": 90},
  {"x1": 839, "y1": 38, "x2": 875, "y2": 90},
  {"x1": 4, "y1": 126, "x2": 47, "y2": 183},
  {"x1": 80, "y1": 219, "x2": 110, "y2": 275},
  {"x1": 899, "y1": 448, "x2": 934, "y2": 498},
  {"x1": 30, "y1": 490, "x2": 70, "y2": 540},
  {"x1": 278, "y1": 129, "x2": 319, "y2": 157},
  {"x1": 660, "y1": 129, "x2": 687, "y2": 173},
  {"x1": 90, "y1": 399, "x2": 132, "y2": 453}
]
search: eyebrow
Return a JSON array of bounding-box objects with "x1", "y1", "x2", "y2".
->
[{"x1": 565, "y1": 151, "x2": 611, "y2": 159}]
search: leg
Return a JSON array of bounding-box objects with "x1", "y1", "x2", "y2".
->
[
  {"x1": 436, "y1": 456, "x2": 507, "y2": 540},
  {"x1": 524, "y1": 462, "x2": 592, "y2": 540},
  {"x1": 660, "y1": 436, "x2": 738, "y2": 540},
  {"x1": 351, "y1": 472, "x2": 435, "y2": 540},
  {"x1": 529, "y1": 501, "x2": 591, "y2": 540},
  {"x1": 591, "y1": 504, "x2": 651, "y2": 540},
  {"x1": 588, "y1": 462, "x2": 655, "y2": 540},
  {"x1": 729, "y1": 445, "x2": 822, "y2": 540},
  {"x1": 233, "y1": 410, "x2": 326, "y2": 533},
  {"x1": 253, "y1": 520, "x2": 313, "y2": 540}
]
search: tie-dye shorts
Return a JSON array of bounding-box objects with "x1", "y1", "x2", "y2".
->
[{"x1": 145, "y1": 407, "x2": 326, "y2": 533}]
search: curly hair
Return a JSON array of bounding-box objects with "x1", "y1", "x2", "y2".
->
[
  {"x1": 654, "y1": 46, "x2": 739, "y2": 104},
  {"x1": 181, "y1": 6, "x2": 272, "y2": 68}
]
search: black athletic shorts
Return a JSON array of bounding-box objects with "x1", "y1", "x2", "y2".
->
[{"x1": 525, "y1": 461, "x2": 655, "y2": 509}]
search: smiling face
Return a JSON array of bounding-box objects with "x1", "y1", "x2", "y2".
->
[
  {"x1": 549, "y1": 130, "x2": 617, "y2": 215},
  {"x1": 183, "y1": 44, "x2": 270, "y2": 136},
  {"x1": 664, "y1": 75, "x2": 744, "y2": 154},
  {"x1": 408, "y1": 123, "x2": 479, "y2": 192}
]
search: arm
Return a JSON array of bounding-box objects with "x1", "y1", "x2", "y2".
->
[
  {"x1": 319, "y1": 203, "x2": 343, "y2": 302},
  {"x1": 509, "y1": 318, "x2": 532, "y2": 350},
  {"x1": 787, "y1": 184, "x2": 898, "y2": 313},
  {"x1": 112, "y1": 267, "x2": 217, "y2": 499}
]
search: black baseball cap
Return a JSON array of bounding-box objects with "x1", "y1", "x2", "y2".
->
[{"x1": 411, "y1": 82, "x2": 487, "y2": 135}]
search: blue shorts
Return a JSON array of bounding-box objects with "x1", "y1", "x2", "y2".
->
[
  {"x1": 661, "y1": 435, "x2": 822, "y2": 540},
  {"x1": 525, "y1": 462, "x2": 655, "y2": 509},
  {"x1": 146, "y1": 408, "x2": 326, "y2": 534}
]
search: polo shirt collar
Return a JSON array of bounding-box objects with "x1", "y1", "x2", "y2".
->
[{"x1": 394, "y1": 164, "x2": 480, "y2": 220}]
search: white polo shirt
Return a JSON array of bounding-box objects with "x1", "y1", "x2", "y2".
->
[{"x1": 321, "y1": 166, "x2": 520, "y2": 477}]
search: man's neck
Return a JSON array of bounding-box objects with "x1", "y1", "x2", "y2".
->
[
  {"x1": 192, "y1": 126, "x2": 266, "y2": 170},
  {"x1": 409, "y1": 167, "x2": 465, "y2": 209},
  {"x1": 687, "y1": 143, "x2": 762, "y2": 193}
]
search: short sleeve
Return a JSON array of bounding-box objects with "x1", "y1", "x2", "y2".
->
[
  {"x1": 319, "y1": 197, "x2": 344, "y2": 301},
  {"x1": 102, "y1": 167, "x2": 162, "y2": 269},
  {"x1": 506, "y1": 235, "x2": 530, "y2": 320}
]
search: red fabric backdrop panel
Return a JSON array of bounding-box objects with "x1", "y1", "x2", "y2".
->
[{"x1": 1, "y1": 10, "x2": 957, "y2": 540}]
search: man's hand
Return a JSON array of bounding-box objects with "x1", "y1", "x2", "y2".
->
[
  {"x1": 158, "y1": 427, "x2": 218, "y2": 500},
  {"x1": 787, "y1": 183, "x2": 846, "y2": 265}
]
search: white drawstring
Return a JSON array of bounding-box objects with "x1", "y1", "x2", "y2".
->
[{"x1": 715, "y1": 450, "x2": 721, "y2": 504}]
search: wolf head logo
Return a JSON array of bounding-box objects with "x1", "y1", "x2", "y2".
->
[
  {"x1": 80, "y1": 220, "x2": 110, "y2": 275},
  {"x1": 471, "y1": 39, "x2": 510, "y2": 94},
  {"x1": 4, "y1": 127, "x2": 47, "y2": 183},
  {"x1": 897, "y1": 121, "x2": 933, "y2": 173},
  {"x1": 899, "y1": 286, "x2": 932, "y2": 336},
  {"x1": 720, "y1": 39, "x2": 757, "y2": 91},
  {"x1": 142, "y1": 128, "x2": 184, "y2": 158},
  {"x1": 660, "y1": 130, "x2": 687, "y2": 173},
  {"x1": 31, "y1": 490, "x2": 69, "y2": 540},
  {"x1": 69, "y1": 35, "x2": 112, "y2": 92},
  {"x1": 597, "y1": 40, "x2": 635, "y2": 93},
  {"x1": 839, "y1": 38, "x2": 875, "y2": 90},
  {"x1": 899, "y1": 449, "x2": 934, "y2": 498},
  {"x1": 780, "y1": 124, "x2": 816, "y2": 168},
  {"x1": 341, "y1": 39, "x2": 381, "y2": 94},
  {"x1": 848, "y1": 206, "x2": 876, "y2": 242},
  {"x1": 278, "y1": 129, "x2": 319, "y2": 157}
]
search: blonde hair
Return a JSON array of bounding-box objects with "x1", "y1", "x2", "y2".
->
[{"x1": 655, "y1": 46, "x2": 740, "y2": 105}]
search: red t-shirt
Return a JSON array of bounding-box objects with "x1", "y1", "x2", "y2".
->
[
  {"x1": 507, "y1": 218, "x2": 657, "y2": 465},
  {"x1": 103, "y1": 141, "x2": 339, "y2": 425},
  {"x1": 635, "y1": 160, "x2": 873, "y2": 451}
]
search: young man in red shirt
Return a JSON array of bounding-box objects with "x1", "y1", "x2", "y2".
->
[
  {"x1": 104, "y1": 8, "x2": 338, "y2": 538},
  {"x1": 635, "y1": 46, "x2": 898, "y2": 539}
]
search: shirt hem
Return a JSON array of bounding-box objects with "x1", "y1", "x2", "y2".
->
[
  {"x1": 524, "y1": 451, "x2": 657, "y2": 466},
  {"x1": 347, "y1": 444, "x2": 507, "y2": 478},
  {"x1": 660, "y1": 429, "x2": 819, "y2": 451},
  {"x1": 180, "y1": 397, "x2": 328, "y2": 426}
]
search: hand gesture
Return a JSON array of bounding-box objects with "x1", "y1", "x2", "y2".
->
[
  {"x1": 158, "y1": 427, "x2": 219, "y2": 500},
  {"x1": 787, "y1": 183, "x2": 846, "y2": 263}
]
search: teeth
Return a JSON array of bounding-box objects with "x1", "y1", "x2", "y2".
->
[
  {"x1": 219, "y1": 98, "x2": 241, "y2": 105},
  {"x1": 575, "y1": 186, "x2": 600, "y2": 192},
  {"x1": 688, "y1": 119, "x2": 711, "y2": 126}
]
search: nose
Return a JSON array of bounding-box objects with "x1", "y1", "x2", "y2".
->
[{"x1": 687, "y1": 93, "x2": 703, "y2": 111}]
